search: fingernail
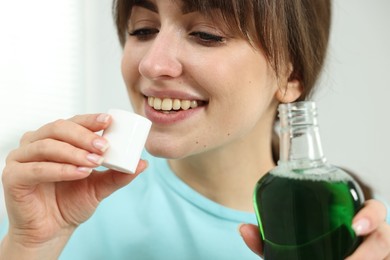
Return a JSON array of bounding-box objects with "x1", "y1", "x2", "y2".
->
[
  {"x1": 87, "y1": 153, "x2": 104, "y2": 165},
  {"x1": 96, "y1": 113, "x2": 110, "y2": 123},
  {"x1": 77, "y1": 167, "x2": 93, "y2": 174},
  {"x1": 93, "y1": 138, "x2": 109, "y2": 152},
  {"x1": 352, "y1": 218, "x2": 370, "y2": 235},
  {"x1": 237, "y1": 224, "x2": 244, "y2": 236}
]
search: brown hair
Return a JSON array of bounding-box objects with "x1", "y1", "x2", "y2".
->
[{"x1": 112, "y1": 0, "x2": 331, "y2": 100}]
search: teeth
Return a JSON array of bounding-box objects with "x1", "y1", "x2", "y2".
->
[
  {"x1": 161, "y1": 98, "x2": 172, "y2": 111},
  {"x1": 147, "y1": 96, "x2": 201, "y2": 111},
  {"x1": 172, "y1": 99, "x2": 181, "y2": 110},
  {"x1": 153, "y1": 97, "x2": 162, "y2": 110},
  {"x1": 181, "y1": 100, "x2": 191, "y2": 110},
  {"x1": 190, "y1": 100, "x2": 198, "y2": 108},
  {"x1": 148, "y1": 97, "x2": 154, "y2": 107}
]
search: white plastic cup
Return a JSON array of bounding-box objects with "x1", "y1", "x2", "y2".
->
[{"x1": 101, "y1": 109, "x2": 152, "y2": 174}]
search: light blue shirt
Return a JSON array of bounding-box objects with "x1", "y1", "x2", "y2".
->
[
  {"x1": 1, "y1": 151, "x2": 390, "y2": 259},
  {"x1": 61, "y1": 152, "x2": 258, "y2": 259}
]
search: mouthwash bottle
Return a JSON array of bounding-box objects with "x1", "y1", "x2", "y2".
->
[{"x1": 253, "y1": 101, "x2": 364, "y2": 259}]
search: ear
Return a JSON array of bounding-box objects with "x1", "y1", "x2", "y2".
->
[{"x1": 275, "y1": 66, "x2": 303, "y2": 103}]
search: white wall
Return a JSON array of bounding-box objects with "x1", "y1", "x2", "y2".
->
[
  {"x1": 315, "y1": 1, "x2": 390, "y2": 202},
  {"x1": 0, "y1": 0, "x2": 87, "y2": 222},
  {"x1": 83, "y1": 1, "x2": 132, "y2": 114}
]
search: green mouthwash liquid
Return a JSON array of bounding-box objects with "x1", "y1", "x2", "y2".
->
[{"x1": 253, "y1": 169, "x2": 363, "y2": 259}]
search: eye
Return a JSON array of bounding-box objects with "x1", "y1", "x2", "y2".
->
[
  {"x1": 128, "y1": 28, "x2": 159, "y2": 41},
  {"x1": 189, "y1": 31, "x2": 225, "y2": 46}
]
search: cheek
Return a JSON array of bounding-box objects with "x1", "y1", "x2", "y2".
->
[
  {"x1": 121, "y1": 51, "x2": 138, "y2": 87},
  {"x1": 197, "y1": 46, "x2": 276, "y2": 103},
  {"x1": 205, "y1": 63, "x2": 277, "y2": 118},
  {"x1": 121, "y1": 46, "x2": 145, "y2": 111},
  {"x1": 204, "y1": 67, "x2": 278, "y2": 141}
]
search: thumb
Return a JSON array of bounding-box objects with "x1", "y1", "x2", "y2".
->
[
  {"x1": 92, "y1": 159, "x2": 148, "y2": 202},
  {"x1": 239, "y1": 223, "x2": 264, "y2": 257}
]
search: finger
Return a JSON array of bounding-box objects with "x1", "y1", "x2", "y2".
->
[
  {"x1": 238, "y1": 223, "x2": 263, "y2": 257},
  {"x1": 2, "y1": 161, "x2": 93, "y2": 187},
  {"x1": 7, "y1": 139, "x2": 104, "y2": 168},
  {"x1": 20, "y1": 116, "x2": 110, "y2": 155},
  {"x1": 352, "y1": 199, "x2": 387, "y2": 236},
  {"x1": 68, "y1": 113, "x2": 111, "y2": 132},
  {"x1": 92, "y1": 159, "x2": 148, "y2": 202},
  {"x1": 346, "y1": 222, "x2": 390, "y2": 260}
]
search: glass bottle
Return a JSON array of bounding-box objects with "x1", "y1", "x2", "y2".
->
[{"x1": 253, "y1": 101, "x2": 364, "y2": 259}]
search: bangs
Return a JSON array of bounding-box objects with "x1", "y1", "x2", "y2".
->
[
  {"x1": 113, "y1": 0, "x2": 255, "y2": 46},
  {"x1": 179, "y1": 0, "x2": 254, "y2": 40}
]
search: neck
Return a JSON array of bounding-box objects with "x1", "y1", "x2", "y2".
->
[{"x1": 168, "y1": 119, "x2": 276, "y2": 212}]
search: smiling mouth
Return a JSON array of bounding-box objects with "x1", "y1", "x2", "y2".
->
[{"x1": 147, "y1": 96, "x2": 207, "y2": 112}]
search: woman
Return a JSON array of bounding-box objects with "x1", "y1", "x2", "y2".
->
[{"x1": 1, "y1": 0, "x2": 389, "y2": 259}]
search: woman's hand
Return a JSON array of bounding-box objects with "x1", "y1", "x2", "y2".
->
[
  {"x1": 346, "y1": 199, "x2": 390, "y2": 260},
  {"x1": 238, "y1": 224, "x2": 263, "y2": 256},
  {"x1": 239, "y1": 223, "x2": 263, "y2": 257},
  {"x1": 0, "y1": 113, "x2": 147, "y2": 258},
  {"x1": 239, "y1": 199, "x2": 390, "y2": 259}
]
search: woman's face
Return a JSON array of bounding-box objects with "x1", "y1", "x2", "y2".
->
[{"x1": 121, "y1": 0, "x2": 281, "y2": 159}]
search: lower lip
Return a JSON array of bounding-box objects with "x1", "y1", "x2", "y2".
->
[{"x1": 144, "y1": 102, "x2": 204, "y2": 125}]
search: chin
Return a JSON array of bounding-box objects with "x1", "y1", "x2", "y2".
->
[
  {"x1": 145, "y1": 142, "x2": 187, "y2": 160},
  {"x1": 145, "y1": 137, "x2": 207, "y2": 159}
]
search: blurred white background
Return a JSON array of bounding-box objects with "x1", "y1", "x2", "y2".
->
[{"x1": 0, "y1": 0, "x2": 389, "y2": 223}]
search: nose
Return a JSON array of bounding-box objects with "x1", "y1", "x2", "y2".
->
[{"x1": 139, "y1": 29, "x2": 183, "y2": 79}]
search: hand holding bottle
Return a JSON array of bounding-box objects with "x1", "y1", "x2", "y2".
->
[
  {"x1": 239, "y1": 199, "x2": 390, "y2": 259},
  {"x1": 345, "y1": 200, "x2": 390, "y2": 260},
  {"x1": 0, "y1": 113, "x2": 147, "y2": 259}
]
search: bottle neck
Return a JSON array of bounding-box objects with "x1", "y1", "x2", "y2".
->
[{"x1": 278, "y1": 101, "x2": 326, "y2": 169}]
